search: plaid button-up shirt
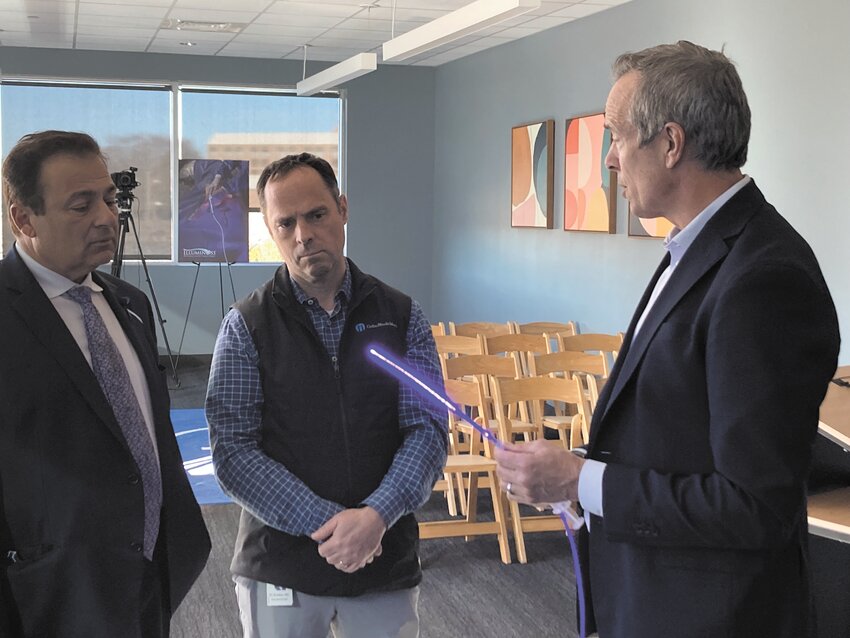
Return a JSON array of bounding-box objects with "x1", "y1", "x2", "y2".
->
[{"x1": 206, "y1": 266, "x2": 447, "y2": 535}]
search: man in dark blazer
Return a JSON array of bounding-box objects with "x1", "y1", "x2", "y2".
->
[
  {"x1": 0, "y1": 131, "x2": 210, "y2": 637},
  {"x1": 495, "y1": 42, "x2": 840, "y2": 637}
]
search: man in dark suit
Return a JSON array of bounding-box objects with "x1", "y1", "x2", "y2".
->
[
  {"x1": 0, "y1": 131, "x2": 210, "y2": 637},
  {"x1": 495, "y1": 41, "x2": 840, "y2": 637}
]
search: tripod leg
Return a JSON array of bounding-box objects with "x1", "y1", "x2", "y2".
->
[
  {"x1": 176, "y1": 263, "x2": 203, "y2": 374},
  {"x1": 126, "y1": 214, "x2": 181, "y2": 388}
]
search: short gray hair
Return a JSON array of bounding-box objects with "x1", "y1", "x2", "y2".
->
[{"x1": 612, "y1": 40, "x2": 750, "y2": 171}]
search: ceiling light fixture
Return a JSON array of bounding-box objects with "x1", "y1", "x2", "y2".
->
[
  {"x1": 382, "y1": 0, "x2": 539, "y2": 62},
  {"x1": 179, "y1": 41, "x2": 197, "y2": 47},
  {"x1": 161, "y1": 18, "x2": 244, "y2": 34},
  {"x1": 296, "y1": 51, "x2": 377, "y2": 97}
]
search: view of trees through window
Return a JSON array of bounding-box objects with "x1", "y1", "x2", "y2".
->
[{"x1": 0, "y1": 81, "x2": 341, "y2": 263}]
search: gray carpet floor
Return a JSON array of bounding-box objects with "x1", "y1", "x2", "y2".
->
[{"x1": 168, "y1": 355, "x2": 580, "y2": 638}]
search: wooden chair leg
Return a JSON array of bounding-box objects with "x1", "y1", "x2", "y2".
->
[
  {"x1": 444, "y1": 471, "x2": 458, "y2": 517},
  {"x1": 489, "y1": 472, "x2": 512, "y2": 564},
  {"x1": 508, "y1": 497, "x2": 527, "y2": 564}
]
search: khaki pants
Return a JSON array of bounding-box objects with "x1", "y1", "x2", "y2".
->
[{"x1": 234, "y1": 576, "x2": 419, "y2": 638}]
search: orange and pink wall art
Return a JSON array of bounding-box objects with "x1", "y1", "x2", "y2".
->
[
  {"x1": 564, "y1": 112, "x2": 616, "y2": 233},
  {"x1": 511, "y1": 119, "x2": 554, "y2": 228},
  {"x1": 628, "y1": 211, "x2": 675, "y2": 238}
]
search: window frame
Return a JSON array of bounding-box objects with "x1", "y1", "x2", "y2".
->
[{"x1": 0, "y1": 74, "x2": 346, "y2": 265}]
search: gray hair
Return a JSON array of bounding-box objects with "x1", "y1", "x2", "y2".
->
[{"x1": 612, "y1": 40, "x2": 750, "y2": 171}]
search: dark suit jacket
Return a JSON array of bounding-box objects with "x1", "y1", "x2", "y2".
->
[
  {"x1": 0, "y1": 246, "x2": 210, "y2": 638},
  {"x1": 583, "y1": 181, "x2": 840, "y2": 638}
]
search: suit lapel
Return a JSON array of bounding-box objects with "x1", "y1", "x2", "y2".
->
[
  {"x1": 4, "y1": 249, "x2": 129, "y2": 448},
  {"x1": 590, "y1": 253, "x2": 670, "y2": 445},
  {"x1": 591, "y1": 181, "x2": 764, "y2": 440}
]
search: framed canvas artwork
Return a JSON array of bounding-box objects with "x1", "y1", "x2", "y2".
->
[
  {"x1": 511, "y1": 119, "x2": 554, "y2": 228},
  {"x1": 628, "y1": 210, "x2": 675, "y2": 238},
  {"x1": 564, "y1": 112, "x2": 616, "y2": 233}
]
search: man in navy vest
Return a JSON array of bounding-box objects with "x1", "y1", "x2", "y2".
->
[{"x1": 206, "y1": 153, "x2": 447, "y2": 638}]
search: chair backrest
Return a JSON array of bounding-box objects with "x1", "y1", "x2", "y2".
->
[
  {"x1": 434, "y1": 334, "x2": 483, "y2": 357},
  {"x1": 512, "y1": 321, "x2": 577, "y2": 337},
  {"x1": 434, "y1": 334, "x2": 485, "y2": 379},
  {"x1": 528, "y1": 350, "x2": 607, "y2": 378},
  {"x1": 449, "y1": 321, "x2": 513, "y2": 338},
  {"x1": 490, "y1": 375, "x2": 587, "y2": 443},
  {"x1": 482, "y1": 333, "x2": 551, "y2": 376},
  {"x1": 444, "y1": 353, "x2": 520, "y2": 381},
  {"x1": 431, "y1": 322, "x2": 446, "y2": 337},
  {"x1": 557, "y1": 332, "x2": 625, "y2": 377},
  {"x1": 444, "y1": 377, "x2": 493, "y2": 451}
]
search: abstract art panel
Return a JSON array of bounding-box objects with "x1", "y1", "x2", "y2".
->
[
  {"x1": 564, "y1": 112, "x2": 616, "y2": 233},
  {"x1": 628, "y1": 208, "x2": 675, "y2": 238},
  {"x1": 511, "y1": 119, "x2": 554, "y2": 228}
]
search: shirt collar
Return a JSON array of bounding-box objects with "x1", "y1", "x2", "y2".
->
[
  {"x1": 663, "y1": 175, "x2": 752, "y2": 267},
  {"x1": 290, "y1": 262, "x2": 352, "y2": 307},
  {"x1": 14, "y1": 243, "x2": 102, "y2": 299}
]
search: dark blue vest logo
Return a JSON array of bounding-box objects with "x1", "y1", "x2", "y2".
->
[{"x1": 355, "y1": 323, "x2": 366, "y2": 333}]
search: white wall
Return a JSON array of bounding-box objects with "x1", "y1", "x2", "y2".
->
[{"x1": 431, "y1": 0, "x2": 849, "y2": 363}]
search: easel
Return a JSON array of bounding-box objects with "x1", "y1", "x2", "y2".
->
[{"x1": 174, "y1": 260, "x2": 237, "y2": 376}]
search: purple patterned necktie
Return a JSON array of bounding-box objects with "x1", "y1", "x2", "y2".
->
[{"x1": 65, "y1": 285, "x2": 162, "y2": 560}]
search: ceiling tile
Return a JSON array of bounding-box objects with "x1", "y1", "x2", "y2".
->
[
  {"x1": 147, "y1": 40, "x2": 224, "y2": 54},
  {"x1": 522, "y1": 15, "x2": 575, "y2": 29},
  {"x1": 166, "y1": 8, "x2": 264, "y2": 22},
  {"x1": 173, "y1": 0, "x2": 273, "y2": 9},
  {"x1": 75, "y1": 25, "x2": 157, "y2": 38},
  {"x1": 0, "y1": 32, "x2": 74, "y2": 46},
  {"x1": 389, "y1": 0, "x2": 467, "y2": 7},
  {"x1": 240, "y1": 23, "x2": 327, "y2": 38},
  {"x1": 549, "y1": 3, "x2": 607, "y2": 18},
  {"x1": 309, "y1": 36, "x2": 380, "y2": 49},
  {"x1": 84, "y1": 0, "x2": 174, "y2": 5},
  {"x1": 258, "y1": 12, "x2": 346, "y2": 27},
  {"x1": 76, "y1": 35, "x2": 152, "y2": 47},
  {"x1": 7, "y1": 1, "x2": 76, "y2": 15},
  {"x1": 155, "y1": 29, "x2": 237, "y2": 42},
  {"x1": 76, "y1": 15, "x2": 165, "y2": 28},
  {"x1": 217, "y1": 42, "x2": 290, "y2": 57},
  {"x1": 77, "y1": 3, "x2": 171, "y2": 18},
  {"x1": 266, "y1": 2, "x2": 363, "y2": 18},
  {"x1": 232, "y1": 33, "x2": 313, "y2": 47},
  {"x1": 317, "y1": 27, "x2": 387, "y2": 41}
]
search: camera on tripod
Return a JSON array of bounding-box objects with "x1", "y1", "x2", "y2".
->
[{"x1": 111, "y1": 167, "x2": 140, "y2": 207}]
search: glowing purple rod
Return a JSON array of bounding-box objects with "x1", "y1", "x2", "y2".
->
[
  {"x1": 367, "y1": 346, "x2": 503, "y2": 449},
  {"x1": 368, "y1": 345, "x2": 587, "y2": 638}
]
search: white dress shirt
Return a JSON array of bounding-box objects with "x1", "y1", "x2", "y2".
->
[
  {"x1": 578, "y1": 176, "x2": 752, "y2": 520},
  {"x1": 16, "y1": 245, "x2": 160, "y2": 458}
]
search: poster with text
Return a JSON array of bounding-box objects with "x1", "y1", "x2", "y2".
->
[{"x1": 178, "y1": 159, "x2": 249, "y2": 263}]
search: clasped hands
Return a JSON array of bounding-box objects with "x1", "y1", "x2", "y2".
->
[
  {"x1": 494, "y1": 439, "x2": 585, "y2": 507},
  {"x1": 311, "y1": 506, "x2": 386, "y2": 574}
]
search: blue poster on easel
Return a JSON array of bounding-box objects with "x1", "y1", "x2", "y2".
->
[{"x1": 178, "y1": 159, "x2": 249, "y2": 263}]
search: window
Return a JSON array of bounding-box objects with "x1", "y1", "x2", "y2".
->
[
  {"x1": 1, "y1": 82, "x2": 172, "y2": 258},
  {"x1": 0, "y1": 80, "x2": 342, "y2": 263},
  {"x1": 180, "y1": 89, "x2": 341, "y2": 262}
]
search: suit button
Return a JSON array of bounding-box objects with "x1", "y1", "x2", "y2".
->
[
  {"x1": 128, "y1": 473, "x2": 140, "y2": 485},
  {"x1": 131, "y1": 542, "x2": 143, "y2": 553}
]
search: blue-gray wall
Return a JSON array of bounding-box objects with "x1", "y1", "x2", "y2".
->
[
  {"x1": 0, "y1": 46, "x2": 436, "y2": 354},
  {"x1": 431, "y1": 0, "x2": 849, "y2": 362}
]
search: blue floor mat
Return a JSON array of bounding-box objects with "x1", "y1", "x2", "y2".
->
[{"x1": 172, "y1": 409, "x2": 230, "y2": 505}]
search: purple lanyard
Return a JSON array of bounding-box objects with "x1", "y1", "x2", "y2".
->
[{"x1": 368, "y1": 347, "x2": 587, "y2": 638}]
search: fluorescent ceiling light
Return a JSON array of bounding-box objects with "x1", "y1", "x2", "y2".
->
[
  {"x1": 382, "y1": 0, "x2": 540, "y2": 62},
  {"x1": 296, "y1": 52, "x2": 378, "y2": 97}
]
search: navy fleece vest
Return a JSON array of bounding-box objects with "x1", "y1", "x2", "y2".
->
[{"x1": 230, "y1": 261, "x2": 421, "y2": 596}]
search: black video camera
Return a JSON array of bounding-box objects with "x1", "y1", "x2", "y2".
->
[{"x1": 111, "y1": 166, "x2": 140, "y2": 191}]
